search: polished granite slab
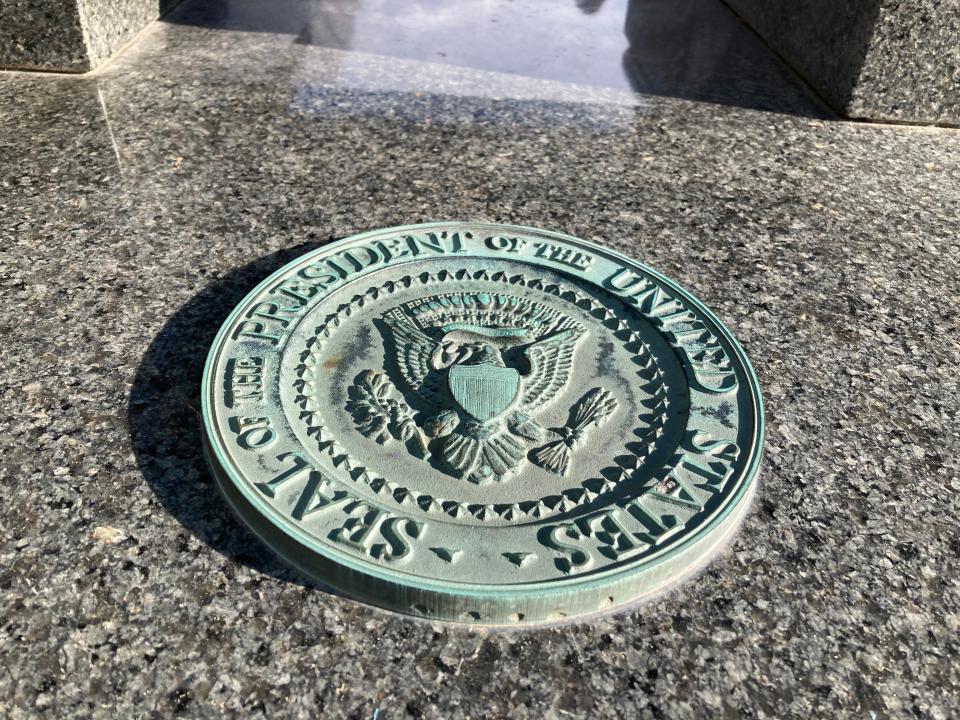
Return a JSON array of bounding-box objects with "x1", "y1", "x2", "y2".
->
[
  {"x1": 161, "y1": 0, "x2": 826, "y2": 115},
  {"x1": 1, "y1": 1, "x2": 959, "y2": 717}
]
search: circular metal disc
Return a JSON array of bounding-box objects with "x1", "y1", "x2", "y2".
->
[{"x1": 201, "y1": 223, "x2": 764, "y2": 625}]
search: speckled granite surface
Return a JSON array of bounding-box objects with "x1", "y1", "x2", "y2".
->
[
  {"x1": 725, "y1": 0, "x2": 960, "y2": 125},
  {"x1": 2, "y1": 4, "x2": 960, "y2": 718}
]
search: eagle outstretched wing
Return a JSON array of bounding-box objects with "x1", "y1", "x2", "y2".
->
[
  {"x1": 381, "y1": 309, "x2": 446, "y2": 409},
  {"x1": 518, "y1": 323, "x2": 585, "y2": 408}
]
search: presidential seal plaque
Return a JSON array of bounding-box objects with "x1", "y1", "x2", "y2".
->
[{"x1": 201, "y1": 223, "x2": 763, "y2": 625}]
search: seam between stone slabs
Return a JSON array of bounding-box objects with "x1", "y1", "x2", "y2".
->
[{"x1": 716, "y1": 0, "x2": 840, "y2": 121}]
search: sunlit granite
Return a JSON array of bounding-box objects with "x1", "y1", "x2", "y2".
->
[{"x1": 1, "y1": 1, "x2": 959, "y2": 717}]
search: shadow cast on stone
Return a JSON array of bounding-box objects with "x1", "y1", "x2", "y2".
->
[
  {"x1": 621, "y1": 0, "x2": 832, "y2": 117},
  {"x1": 717, "y1": 0, "x2": 882, "y2": 117},
  {"x1": 128, "y1": 241, "x2": 329, "y2": 588}
]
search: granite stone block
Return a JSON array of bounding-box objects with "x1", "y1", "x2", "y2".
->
[
  {"x1": 0, "y1": 0, "x2": 89, "y2": 71},
  {"x1": 725, "y1": 0, "x2": 960, "y2": 124},
  {"x1": 0, "y1": 0, "x2": 180, "y2": 72}
]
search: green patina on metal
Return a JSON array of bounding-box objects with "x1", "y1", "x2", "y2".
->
[
  {"x1": 447, "y1": 363, "x2": 520, "y2": 423},
  {"x1": 440, "y1": 323, "x2": 527, "y2": 337},
  {"x1": 201, "y1": 222, "x2": 765, "y2": 625}
]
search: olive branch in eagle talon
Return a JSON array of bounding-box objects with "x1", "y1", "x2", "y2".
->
[{"x1": 345, "y1": 370, "x2": 430, "y2": 458}]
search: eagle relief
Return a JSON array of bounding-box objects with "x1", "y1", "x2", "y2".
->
[{"x1": 345, "y1": 292, "x2": 618, "y2": 484}]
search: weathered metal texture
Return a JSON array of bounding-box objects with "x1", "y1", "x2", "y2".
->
[{"x1": 201, "y1": 223, "x2": 764, "y2": 625}]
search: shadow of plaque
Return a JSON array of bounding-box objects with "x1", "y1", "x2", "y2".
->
[{"x1": 128, "y1": 242, "x2": 328, "y2": 587}]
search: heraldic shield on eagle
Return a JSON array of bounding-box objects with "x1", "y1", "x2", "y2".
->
[{"x1": 345, "y1": 291, "x2": 619, "y2": 485}]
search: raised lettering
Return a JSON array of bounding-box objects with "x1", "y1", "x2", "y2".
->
[
  {"x1": 230, "y1": 415, "x2": 276, "y2": 450},
  {"x1": 377, "y1": 517, "x2": 424, "y2": 561},
  {"x1": 291, "y1": 471, "x2": 351, "y2": 520},
  {"x1": 375, "y1": 236, "x2": 413, "y2": 262},
  {"x1": 576, "y1": 509, "x2": 649, "y2": 560},
  {"x1": 233, "y1": 319, "x2": 284, "y2": 344},
  {"x1": 542, "y1": 524, "x2": 592, "y2": 574},
  {"x1": 254, "y1": 451, "x2": 311, "y2": 498},
  {"x1": 338, "y1": 245, "x2": 381, "y2": 272},
  {"x1": 330, "y1": 506, "x2": 425, "y2": 562},
  {"x1": 224, "y1": 356, "x2": 264, "y2": 406},
  {"x1": 484, "y1": 235, "x2": 526, "y2": 253},
  {"x1": 533, "y1": 242, "x2": 592, "y2": 270},
  {"x1": 621, "y1": 498, "x2": 687, "y2": 545},
  {"x1": 674, "y1": 432, "x2": 740, "y2": 495}
]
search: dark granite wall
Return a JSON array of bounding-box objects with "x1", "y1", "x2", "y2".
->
[{"x1": 725, "y1": 0, "x2": 960, "y2": 125}]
